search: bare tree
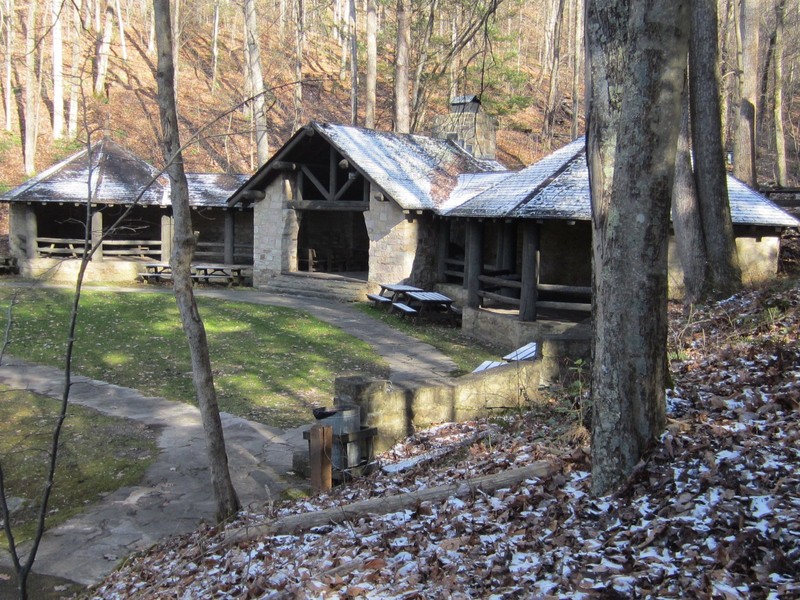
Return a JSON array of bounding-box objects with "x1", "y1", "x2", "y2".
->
[
  {"x1": 153, "y1": 0, "x2": 241, "y2": 523},
  {"x1": 690, "y1": 0, "x2": 742, "y2": 297},
  {"x1": 93, "y1": 1, "x2": 113, "y2": 96},
  {"x1": 365, "y1": 0, "x2": 377, "y2": 128},
  {"x1": 242, "y1": 0, "x2": 269, "y2": 165},
  {"x1": 773, "y1": 0, "x2": 787, "y2": 185},
  {"x1": 22, "y1": 0, "x2": 38, "y2": 175},
  {"x1": 394, "y1": 0, "x2": 411, "y2": 133},
  {"x1": 51, "y1": 0, "x2": 64, "y2": 139},
  {"x1": 586, "y1": 0, "x2": 690, "y2": 495},
  {"x1": 732, "y1": 0, "x2": 759, "y2": 186},
  {"x1": 3, "y1": 0, "x2": 14, "y2": 131},
  {"x1": 542, "y1": 0, "x2": 566, "y2": 145}
]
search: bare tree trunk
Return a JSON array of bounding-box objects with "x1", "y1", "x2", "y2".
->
[
  {"x1": 410, "y1": 0, "x2": 437, "y2": 126},
  {"x1": 365, "y1": 0, "x2": 376, "y2": 128},
  {"x1": 67, "y1": 0, "x2": 81, "y2": 137},
  {"x1": 690, "y1": 0, "x2": 742, "y2": 297},
  {"x1": 94, "y1": 2, "x2": 113, "y2": 96},
  {"x1": 113, "y1": 0, "x2": 126, "y2": 60},
  {"x1": 672, "y1": 88, "x2": 707, "y2": 304},
  {"x1": 52, "y1": 0, "x2": 65, "y2": 139},
  {"x1": 3, "y1": 0, "x2": 14, "y2": 131},
  {"x1": 542, "y1": 0, "x2": 566, "y2": 145},
  {"x1": 773, "y1": 0, "x2": 787, "y2": 185},
  {"x1": 153, "y1": 0, "x2": 241, "y2": 524},
  {"x1": 293, "y1": 0, "x2": 304, "y2": 129},
  {"x1": 393, "y1": 0, "x2": 410, "y2": 133},
  {"x1": 23, "y1": 0, "x2": 37, "y2": 175},
  {"x1": 243, "y1": 0, "x2": 269, "y2": 165},
  {"x1": 586, "y1": 0, "x2": 690, "y2": 496},
  {"x1": 348, "y1": 0, "x2": 357, "y2": 125},
  {"x1": 211, "y1": 0, "x2": 219, "y2": 92},
  {"x1": 571, "y1": 0, "x2": 582, "y2": 140},
  {"x1": 732, "y1": 0, "x2": 758, "y2": 186}
]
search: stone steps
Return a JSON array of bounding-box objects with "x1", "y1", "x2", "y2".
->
[{"x1": 259, "y1": 272, "x2": 371, "y2": 302}]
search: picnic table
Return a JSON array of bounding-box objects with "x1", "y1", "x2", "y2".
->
[
  {"x1": 139, "y1": 263, "x2": 172, "y2": 283},
  {"x1": 367, "y1": 283, "x2": 422, "y2": 307},
  {"x1": 191, "y1": 264, "x2": 246, "y2": 286},
  {"x1": 403, "y1": 291, "x2": 454, "y2": 314}
]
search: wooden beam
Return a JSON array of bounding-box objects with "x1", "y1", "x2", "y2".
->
[
  {"x1": 519, "y1": 221, "x2": 540, "y2": 321},
  {"x1": 301, "y1": 165, "x2": 330, "y2": 200},
  {"x1": 309, "y1": 424, "x2": 332, "y2": 494},
  {"x1": 293, "y1": 200, "x2": 368, "y2": 211},
  {"x1": 466, "y1": 220, "x2": 483, "y2": 308}
]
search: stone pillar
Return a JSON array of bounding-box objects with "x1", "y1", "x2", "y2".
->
[
  {"x1": 466, "y1": 220, "x2": 483, "y2": 308},
  {"x1": 224, "y1": 210, "x2": 235, "y2": 264},
  {"x1": 25, "y1": 208, "x2": 38, "y2": 258},
  {"x1": 519, "y1": 221, "x2": 540, "y2": 321},
  {"x1": 161, "y1": 214, "x2": 173, "y2": 262},
  {"x1": 91, "y1": 210, "x2": 104, "y2": 261}
]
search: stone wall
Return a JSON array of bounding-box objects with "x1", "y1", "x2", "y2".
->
[
  {"x1": 19, "y1": 258, "x2": 143, "y2": 282},
  {"x1": 252, "y1": 177, "x2": 295, "y2": 286},
  {"x1": 335, "y1": 361, "x2": 545, "y2": 452},
  {"x1": 363, "y1": 184, "x2": 420, "y2": 287}
]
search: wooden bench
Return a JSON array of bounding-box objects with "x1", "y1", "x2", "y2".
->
[
  {"x1": 191, "y1": 274, "x2": 237, "y2": 286},
  {"x1": 503, "y1": 342, "x2": 538, "y2": 362},
  {"x1": 367, "y1": 293, "x2": 392, "y2": 306},
  {"x1": 392, "y1": 302, "x2": 418, "y2": 317},
  {"x1": 139, "y1": 272, "x2": 171, "y2": 283}
]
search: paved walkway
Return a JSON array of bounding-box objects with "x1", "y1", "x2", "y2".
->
[{"x1": 0, "y1": 284, "x2": 457, "y2": 587}]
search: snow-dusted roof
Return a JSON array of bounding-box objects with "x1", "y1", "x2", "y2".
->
[
  {"x1": 230, "y1": 121, "x2": 507, "y2": 211},
  {"x1": 0, "y1": 138, "x2": 246, "y2": 209},
  {"x1": 445, "y1": 137, "x2": 800, "y2": 228}
]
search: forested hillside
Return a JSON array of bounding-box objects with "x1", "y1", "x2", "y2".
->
[{"x1": 0, "y1": 0, "x2": 797, "y2": 190}]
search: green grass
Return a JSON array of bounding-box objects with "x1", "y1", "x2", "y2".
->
[
  {"x1": 0, "y1": 287, "x2": 389, "y2": 428},
  {"x1": 353, "y1": 303, "x2": 503, "y2": 375},
  {"x1": 0, "y1": 385, "x2": 158, "y2": 546}
]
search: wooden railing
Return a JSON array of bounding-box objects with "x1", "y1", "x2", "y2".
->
[
  {"x1": 37, "y1": 237, "x2": 161, "y2": 260},
  {"x1": 194, "y1": 242, "x2": 254, "y2": 265},
  {"x1": 477, "y1": 274, "x2": 591, "y2": 314}
]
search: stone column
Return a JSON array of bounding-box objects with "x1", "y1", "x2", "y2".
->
[
  {"x1": 161, "y1": 214, "x2": 173, "y2": 262},
  {"x1": 519, "y1": 221, "x2": 540, "y2": 321},
  {"x1": 25, "y1": 208, "x2": 38, "y2": 258},
  {"x1": 91, "y1": 210, "x2": 104, "y2": 261}
]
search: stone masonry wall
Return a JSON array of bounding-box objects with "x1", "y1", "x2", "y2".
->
[
  {"x1": 253, "y1": 177, "x2": 296, "y2": 286},
  {"x1": 363, "y1": 183, "x2": 419, "y2": 287},
  {"x1": 335, "y1": 361, "x2": 544, "y2": 453}
]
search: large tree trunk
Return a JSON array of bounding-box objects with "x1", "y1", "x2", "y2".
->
[
  {"x1": 672, "y1": 89, "x2": 707, "y2": 304},
  {"x1": 153, "y1": 0, "x2": 241, "y2": 524},
  {"x1": 293, "y1": 0, "x2": 304, "y2": 129},
  {"x1": 393, "y1": 0, "x2": 410, "y2": 133},
  {"x1": 586, "y1": 0, "x2": 690, "y2": 496},
  {"x1": 67, "y1": 0, "x2": 81, "y2": 137},
  {"x1": 364, "y1": 0, "x2": 376, "y2": 129},
  {"x1": 243, "y1": 0, "x2": 269, "y2": 165},
  {"x1": 690, "y1": 0, "x2": 741, "y2": 297},
  {"x1": 732, "y1": 0, "x2": 758, "y2": 186},
  {"x1": 570, "y1": 0, "x2": 582, "y2": 140},
  {"x1": 4, "y1": 0, "x2": 14, "y2": 132},
  {"x1": 348, "y1": 0, "x2": 357, "y2": 125}
]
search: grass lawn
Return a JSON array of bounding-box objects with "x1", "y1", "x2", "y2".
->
[
  {"x1": 0, "y1": 385, "x2": 159, "y2": 546},
  {"x1": 353, "y1": 303, "x2": 503, "y2": 375},
  {"x1": 0, "y1": 287, "x2": 389, "y2": 428}
]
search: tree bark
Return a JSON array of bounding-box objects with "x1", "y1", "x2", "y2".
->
[
  {"x1": 571, "y1": 0, "x2": 582, "y2": 140},
  {"x1": 542, "y1": 0, "x2": 566, "y2": 145},
  {"x1": 732, "y1": 0, "x2": 758, "y2": 186},
  {"x1": 689, "y1": 0, "x2": 741, "y2": 297},
  {"x1": 293, "y1": 0, "x2": 304, "y2": 129},
  {"x1": 671, "y1": 88, "x2": 707, "y2": 304},
  {"x1": 67, "y1": 0, "x2": 81, "y2": 137},
  {"x1": 393, "y1": 0, "x2": 410, "y2": 133},
  {"x1": 348, "y1": 0, "x2": 357, "y2": 125},
  {"x1": 243, "y1": 0, "x2": 269, "y2": 165},
  {"x1": 4, "y1": 0, "x2": 14, "y2": 132},
  {"x1": 586, "y1": 0, "x2": 690, "y2": 496},
  {"x1": 773, "y1": 0, "x2": 787, "y2": 185},
  {"x1": 94, "y1": 2, "x2": 113, "y2": 97},
  {"x1": 153, "y1": 0, "x2": 241, "y2": 524},
  {"x1": 23, "y1": 0, "x2": 37, "y2": 175},
  {"x1": 51, "y1": 0, "x2": 65, "y2": 139},
  {"x1": 365, "y1": 0, "x2": 376, "y2": 128}
]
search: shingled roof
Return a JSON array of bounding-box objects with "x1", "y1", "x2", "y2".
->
[
  {"x1": 0, "y1": 138, "x2": 247, "y2": 208},
  {"x1": 228, "y1": 121, "x2": 507, "y2": 211},
  {"x1": 445, "y1": 137, "x2": 800, "y2": 228}
]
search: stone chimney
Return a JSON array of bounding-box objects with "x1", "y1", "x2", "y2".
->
[{"x1": 431, "y1": 95, "x2": 497, "y2": 160}]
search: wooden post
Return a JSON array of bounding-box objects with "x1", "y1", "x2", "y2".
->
[
  {"x1": 466, "y1": 220, "x2": 483, "y2": 308},
  {"x1": 436, "y1": 219, "x2": 449, "y2": 282},
  {"x1": 224, "y1": 210, "x2": 235, "y2": 264},
  {"x1": 309, "y1": 424, "x2": 332, "y2": 494},
  {"x1": 25, "y1": 207, "x2": 38, "y2": 258},
  {"x1": 519, "y1": 221, "x2": 540, "y2": 321},
  {"x1": 91, "y1": 210, "x2": 104, "y2": 261}
]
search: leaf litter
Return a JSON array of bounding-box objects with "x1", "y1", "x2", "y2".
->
[{"x1": 89, "y1": 280, "x2": 800, "y2": 599}]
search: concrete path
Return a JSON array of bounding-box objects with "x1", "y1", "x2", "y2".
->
[{"x1": 0, "y1": 284, "x2": 458, "y2": 587}]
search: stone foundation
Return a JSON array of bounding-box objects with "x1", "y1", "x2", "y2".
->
[{"x1": 18, "y1": 258, "x2": 144, "y2": 283}]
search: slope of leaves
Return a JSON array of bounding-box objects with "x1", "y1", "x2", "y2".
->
[{"x1": 88, "y1": 279, "x2": 800, "y2": 599}]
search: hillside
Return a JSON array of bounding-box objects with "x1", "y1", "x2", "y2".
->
[{"x1": 87, "y1": 278, "x2": 800, "y2": 599}]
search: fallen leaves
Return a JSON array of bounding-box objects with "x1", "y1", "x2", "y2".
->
[{"x1": 89, "y1": 279, "x2": 800, "y2": 599}]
